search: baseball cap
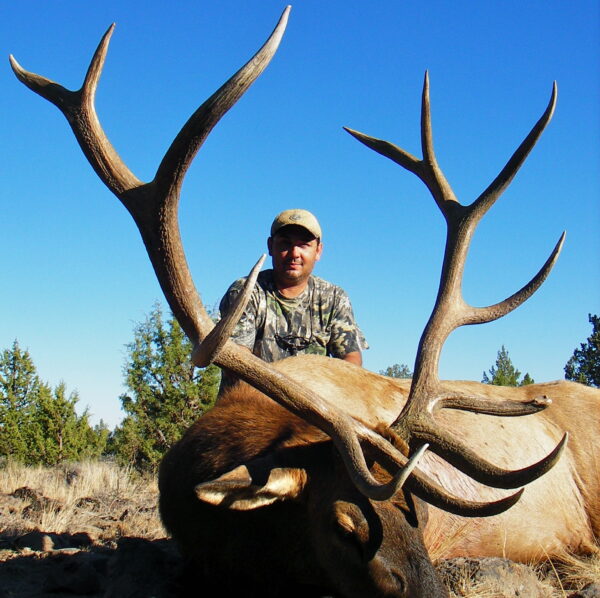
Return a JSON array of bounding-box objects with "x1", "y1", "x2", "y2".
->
[{"x1": 270, "y1": 209, "x2": 322, "y2": 240}]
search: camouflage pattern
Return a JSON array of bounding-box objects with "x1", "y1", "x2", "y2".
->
[{"x1": 219, "y1": 269, "x2": 368, "y2": 362}]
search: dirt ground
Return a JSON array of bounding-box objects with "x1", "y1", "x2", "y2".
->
[
  {"x1": 0, "y1": 537, "x2": 180, "y2": 598},
  {"x1": 0, "y1": 461, "x2": 178, "y2": 598},
  {"x1": 0, "y1": 461, "x2": 597, "y2": 598}
]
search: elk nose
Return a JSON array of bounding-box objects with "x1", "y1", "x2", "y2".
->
[{"x1": 371, "y1": 563, "x2": 408, "y2": 597}]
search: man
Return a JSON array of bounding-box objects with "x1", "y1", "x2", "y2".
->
[{"x1": 219, "y1": 209, "x2": 367, "y2": 387}]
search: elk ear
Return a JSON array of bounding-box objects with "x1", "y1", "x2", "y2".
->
[{"x1": 195, "y1": 464, "x2": 308, "y2": 511}]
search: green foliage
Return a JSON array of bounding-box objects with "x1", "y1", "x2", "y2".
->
[
  {"x1": 0, "y1": 340, "x2": 38, "y2": 459},
  {"x1": 29, "y1": 383, "x2": 108, "y2": 465},
  {"x1": 520, "y1": 372, "x2": 535, "y2": 386},
  {"x1": 379, "y1": 363, "x2": 413, "y2": 379},
  {"x1": 110, "y1": 304, "x2": 220, "y2": 471},
  {"x1": 0, "y1": 340, "x2": 107, "y2": 465},
  {"x1": 564, "y1": 314, "x2": 600, "y2": 388},
  {"x1": 482, "y1": 345, "x2": 534, "y2": 387}
]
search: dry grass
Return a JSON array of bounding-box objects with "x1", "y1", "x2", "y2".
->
[
  {"x1": 539, "y1": 550, "x2": 600, "y2": 596},
  {"x1": 438, "y1": 548, "x2": 600, "y2": 597},
  {"x1": 0, "y1": 459, "x2": 165, "y2": 542},
  {"x1": 0, "y1": 460, "x2": 597, "y2": 597},
  {"x1": 428, "y1": 513, "x2": 599, "y2": 597}
]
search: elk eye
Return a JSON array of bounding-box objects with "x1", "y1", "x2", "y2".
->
[{"x1": 334, "y1": 520, "x2": 364, "y2": 557}]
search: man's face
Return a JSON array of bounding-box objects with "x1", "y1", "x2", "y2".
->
[{"x1": 268, "y1": 225, "x2": 323, "y2": 286}]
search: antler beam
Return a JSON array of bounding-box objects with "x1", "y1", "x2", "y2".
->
[
  {"x1": 10, "y1": 9, "x2": 435, "y2": 503},
  {"x1": 346, "y1": 72, "x2": 566, "y2": 489}
]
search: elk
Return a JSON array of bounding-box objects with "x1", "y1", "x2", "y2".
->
[{"x1": 10, "y1": 6, "x2": 598, "y2": 598}]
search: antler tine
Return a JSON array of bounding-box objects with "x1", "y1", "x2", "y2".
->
[
  {"x1": 154, "y1": 7, "x2": 291, "y2": 200},
  {"x1": 407, "y1": 480, "x2": 525, "y2": 517},
  {"x1": 344, "y1": 73, "x2": 459, "y2": 214},
  {"x1": 407, "y1": 422, "x2": 567, "y2": 489},
  {"x1": 471, "y1": 83, "x2": 557, "y2": 224},
  {"x1": 462, "y1": 231, "x2": 565, "y2": 326},
  {"x1": 9, "y1": 24, "x2": 139, "y2": 195},
  {"x1": 420, "y1": 71, "x2": 459, "y2": 213},
  {"x1": 362, "y1": 426, "x2": 527, "y2": 516},
  {"x1": 192, "y1": 254, "x2": 267, "y2": 368},
  {"x1": 352, "y1": 424, "x2": 527, "y2": 511},
  {"x1": 81, "y1": 23, "x2": 114, "y2": 105}
]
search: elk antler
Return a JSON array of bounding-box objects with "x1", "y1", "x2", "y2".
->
[
  {"x1": 10, "y1": 9, "x2": 456, "y2": 505},
  {"x1": 346, "y1": 73, "x2": 567, "y2": 503}
]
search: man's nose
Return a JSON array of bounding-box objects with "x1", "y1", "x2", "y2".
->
[{"x1": 290, "y1": 245, "x2": 302, "y2": 258}]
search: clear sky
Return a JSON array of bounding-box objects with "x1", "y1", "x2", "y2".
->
[{"x1": 1, "y1": 1, "x2": 598, "y2": 428}]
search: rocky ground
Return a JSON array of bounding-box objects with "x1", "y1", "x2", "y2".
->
[{"x1": 0, "y1": 461, "x2": 597, "y2": 598}]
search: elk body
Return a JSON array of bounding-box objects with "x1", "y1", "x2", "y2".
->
[
  {"x1": 159, "y1": 361, "x2": 599, "y2": 596},
  {"x1": 269, "y1": 357, "x2": 600, "y2": 561},
  {"x1": 11, "y1": 7, "x2": 598, "y2": 598}
]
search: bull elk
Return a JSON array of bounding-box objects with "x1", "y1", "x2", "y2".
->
[{"x1": 11, "y1": 7, "x2": 599, "y2": 598}]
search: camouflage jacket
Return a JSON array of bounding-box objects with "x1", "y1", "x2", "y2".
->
[{"x1": 219, "y1": 270, "x2": 368, "y2": 363}]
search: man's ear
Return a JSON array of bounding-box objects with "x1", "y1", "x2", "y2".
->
[
  {"x1": 315, "y1": 241, "x2": 323, "y2": 262},
  {"x1": 267, "y1": 236, "x2": 273, "y2": 256}
]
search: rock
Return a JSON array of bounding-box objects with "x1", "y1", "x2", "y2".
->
[
  {"x1": 12, "y1": 486, "x2": 62, "y2": 516},
  {"x1": 14, "y1": 531, "x2": 55, "y2": 552},
  {"x1": 43, "y1": 554, "x2": 104, "y2": 595},
  {"x1": 11, "y1": 486, "x2": 40, "y2": 501},
  {"x1": 75, "y1": 496, "x2": 102, "y2": 511},
  {"x1": 62, "y1": 465, "x2": 83, "y2": 485},
  {"x1": 14, "y1": 530, "x2": 94, "y2": 552},
  {"x1": 437, "y1": 556, "x2": 550, "y2": 597},
  {"x1": 59, "y1": 532, "x2": 94, "y2": 549},
  {"x1": 569, "y1": 583, "x2": 600, "y2": 598}
]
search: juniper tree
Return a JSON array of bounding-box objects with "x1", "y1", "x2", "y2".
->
[
  {"x1": 379, "y1": 363, "x2": 413, "y2": 378},
  {"x1": 564, "y1": 314, "x2": 599, "y2": 387},
  {"x1": 0, "y1": 340, "x2": 107, "y2": 464},
  {"x1": 29, "y1": 382, "x2": 108, "y2": 465},
  {"x1": 110, "y1": 305, "x2": 220, "y2": 471},
  {"x1": 482, "y1": 345, "x2": 534, "y2": 387},
  {"x1": 0, "y1": 341, "x2": 38, "y2": 460}
]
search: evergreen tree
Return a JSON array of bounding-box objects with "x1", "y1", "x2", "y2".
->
[
  {"x1": 564, "y1": 314, "x2": 600, "y2": 387},
  {"x1": 520, "y1": 372, "x2": 535, "y2": 386},
  {"x1": 0, "y1": 340, "x2": 106, "y2": 464},
  {"x1": 482, "y1": 345, "x2": 534, "y2": 387},
  {"x1": 29, "y1": 382, "x2": 108, "y2": 466},
  {"x1": 0, "y1": 341, "x2": 40, "y2": 460},
  {"x1": 110, "y1": 305, "x2": 220, "y2": 471},
  {"x1": 379, "y1": 363, "x2": 413, "y2": 378}
]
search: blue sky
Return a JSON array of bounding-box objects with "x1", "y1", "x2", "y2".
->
[{"x1": 1, "y1": 1, "x2": 598, "y2": 428}]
